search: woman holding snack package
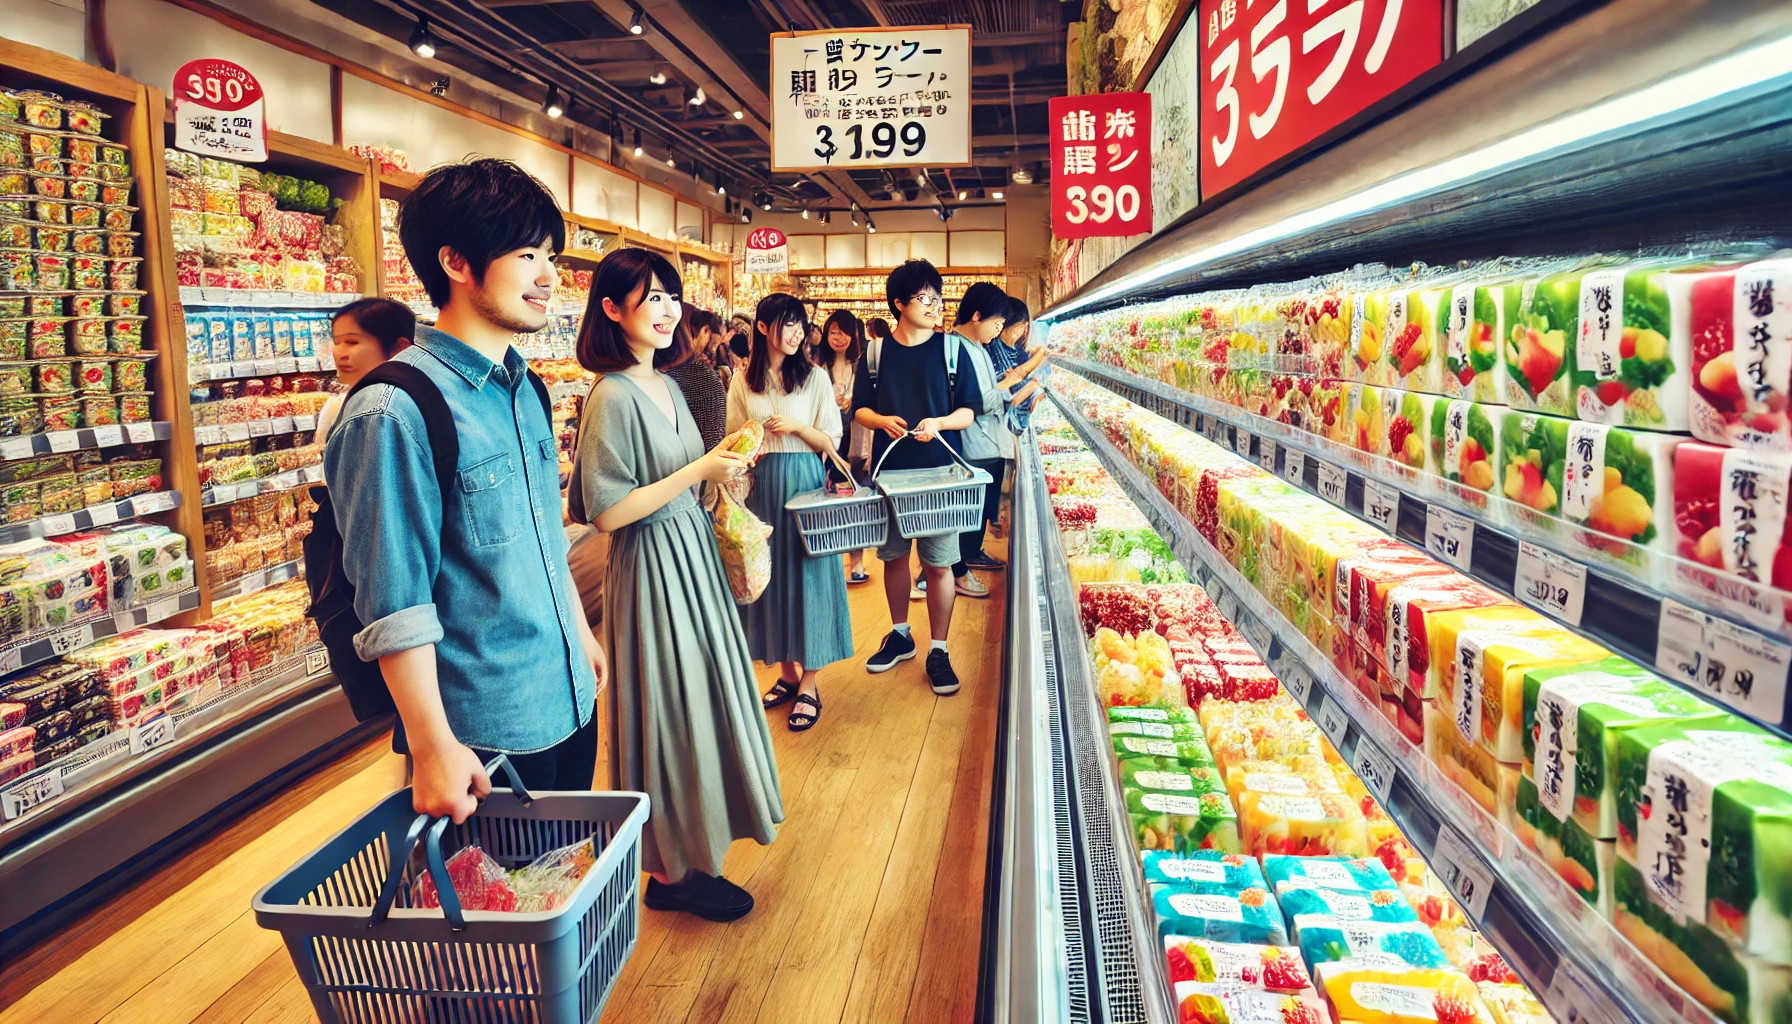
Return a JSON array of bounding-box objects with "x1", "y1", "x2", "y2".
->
[
  {"x1": 570, "y1": 247, "x2": 783, "y2": 923},
  {"x1": 731, "y1": 294, "x2": 854, "y2": 731}
]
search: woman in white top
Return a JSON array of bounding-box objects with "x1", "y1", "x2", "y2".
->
[
  {"x1": 818, "y1": 309, "x2": 873, "y2": 584},
  {"x1": 316, "y1": 297, "x2": 414, "y2": 444},
  {"x1": 728, "y1": 293, "x2": 853, "y2": 731}
]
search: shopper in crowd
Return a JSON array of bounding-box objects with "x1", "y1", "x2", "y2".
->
[
  {"x1": 994, "y1": 296, "x2": 1048, "y2": 417},
  {"x1": 665, "y1": 302, "x2": 728, "y2": 451},
  {"x1": 570, "y1": 247, "x2": 782, "y2": 921},
  {"x1": 818, "y1": 309, "x2": 873, "y2": 584},
  {"x1": 316, "y1": 296, "x2": 415, "y2": 443},
  {"x1": 326, "y1": 158, "x2": 605, "y2": 815},
  {"x1": 853, "y1": 259, "x2": 982, "y2": 695},
  {"x1": 945, "y1": 282, "x2": 1015, "y2": 587},
  {"x1": 731, "y1": 294, "x2": 854, "y2": 730}
]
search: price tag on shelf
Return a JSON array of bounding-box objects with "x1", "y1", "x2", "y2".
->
[
  {"x1": 247, "y1": 419, "x2": 274, "y2": 438},
  {"x1": 39, "y1": 513, "x2": 77, "y2": 537},
  {"x1": 275, "y1": 358, "x2": 298, "y2": 374},
  {"x1": 1232, "y1": 427, "x2": 1252, "y2": 458},
  {"x1": 221, "y1": 423, "x2": 251, "y2": 443},
  {"x1": 125, "y1": 422, "x2": 156, "y2": 444},
  {"x1": 294, "y1": 415, "x2": 317, "y2": 432},
  {"x1": 147, "y1": 595, "x2": 183, "y2": 622},
  {"x1": 232, "y1": 361, "x2": 255, "y2": 378},
  {"x1": 1544, "y1": 958, "x2": 1619, "y2": 1024},
  {"x1": 135, "y1": 492, "x2": 176, "y2": 514},
  {"x1": 305, "y1": 648, "x2": 329, "y2": 676},
  {"x1": 272, "y1": 417, "x2": 296, "y2": 435},
  {"x1": 1352, "y1": 736, "x2": 1397, "y2": 802},
  {"x1": 1314, "y1": 693, "x2": 1350, "y2": 749},
  {"x1": 1281, "y1": 662, "x2": 1314, "y2": 706},
  {"x1": 0, "y1": 645, "x2": 20, "y2": 677},
  {"x1": 87, "y1": 502, "x2": 119, "y2": 527},
  {"x1": 296, "y1": 357, "x2": 320, "y2": 373},
  {"x1": 1516, "y1": 542, "x2": 1589, "y2": 626},
  {"x1": 199, "y1": 288, "x2": 232, "y2": 304},
  {"x1": 1, "y1": 770, "x2": 62, "y2": 820},
  {"x1": 1703, "y1": 616, "x2": 1791, "y2": 723},
  {"x1": 254, "y1": 359, "x2": 278, "y2": 376},
  {"x1": 91, "y1": 425, "x2": 124, "y2": 449},
  {"x1": 206, "y1": 364, "x2": 231, "y2": 381},
  {"x1": 1316, "y1": 461, "x2": 1347, "y2": 506},
  {"x1": 1363, "y1": 479, "x2": 1401, "y2": 534},
  {"x1": 249, "y1": 291, "x2": 281, "y2": 306},
  {"x1": 194, "y1": 426, "x2": 225, "y2": 446},
  {"x1": 239, "y1": 569, "x2": 268, "y2": 596},
  {"x1": 1424, "y1": 505, "x2": 1475, "y2": 571},
  {"x1": 50, "y1": 624, "x2": 93, "y2": 656},
  {"x1": 1241, "y1": 613, "x2": 1274, "y2": 654},
  {"x1": 0, "y1": 437, "x2": 33, "y2": 461},
  {"x1": 129, "y1": 715, "x2": 176, "y2": 755},
  {"x1": 45, "y1": 430, "x2": 78, "y2": 453},
  {"x1": 1280, "y1": 447, "x2": 1305, "y2": 487},
  {"x1": 1431, "y1": 824, "x2": 1496, "y2": 922},
  {"x1": 1257, "y1": 437, "x2": 1277, "y2": 473},
  {"x1": 1216, "y1": 589, "x2": 1238, "y2": 623}
]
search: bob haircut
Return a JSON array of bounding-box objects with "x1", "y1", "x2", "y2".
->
[
  {"x1": 746, "y1": 292, "x2": 813, "y2": 395},
  {"x1": 866, "y1": 316, "x2": 892, "y2": 341},
  {"x1": 954, "y1": 281, "x2": 1010, "y2": 326},
  {"x1": 576, "y1": 247, "x2": 687, "y2": 373},
  {"x1": 885, "y1": 258, "x2": 944, "y2": 319},
  {"x1": 331, "y1": 297, "x2": 416, "y2": 356},
  {"x1": 818, "y1": 309, "x2": 864, "y2": 368},
  {"x1": 398, "y1": 158, "x2": 565, "y2": 309}
]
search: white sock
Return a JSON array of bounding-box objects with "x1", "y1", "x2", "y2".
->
[
  {"x1": 932, "y1": 639, "x2": 949, "y2": 653},
  {"x1": 892, "y1": 623, "x2": 912, "y2": 637}
]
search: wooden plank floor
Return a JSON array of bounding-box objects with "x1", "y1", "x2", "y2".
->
[{"x1": 0, "y1": 545, "x2": 1006, "y2": 1024}]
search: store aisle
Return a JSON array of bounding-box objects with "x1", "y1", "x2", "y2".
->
[{"x1": 0, "y1": 547, "x2": 1004, "y2": 1024}]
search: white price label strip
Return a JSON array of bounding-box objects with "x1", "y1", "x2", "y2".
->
[
  {"x1": 125, "y1": 422, "x2": 156, "y2": 444},
  {"x1": 1352, "y1": 736, "x2": 1397, "y2": 802},
  {"x1": 39, "y1": 513, "x2": 77, "y2": 537},
  {"x1": 1, "y1": 770, "x2": 62, "y2": 819},
  {"x1": 91, "y1": 425, "x2": 124, "y2": 448},
  {"x1": 1240, "y1": 613, "x2": 1273, "y2": 653},
  {"x1": 1516, "y1": 541, "x2": 1589, "y2": 626},
  {"x1": 1424, "y1": 505, "x2": 1475, "y2": 571},
  {"x1": 147, "y1": 596, "x2": 182, "y2": 622},
  {"x1": 306, "y1": 648, "x2": 330, "y2": 676},
  {"x1": 87, "y1": 502, "x2": 119, "y2": 527},
  {"x1": 45, "y1": 430, "x2": 78, "y2": 453},
  {"x1": 0, "y1": 437, "x2": 32, "y2": 461},
  {"x1": 1257, "y1": 437, "x2": 1276, "y2": 473},
  {"x1": 1431, "y1": 824, "x2": 1497, "y2": 922},
  {"x1": 1544, "y1": 958, "x2": 1620, "y2": 1024},
  {"x1": 1363, "y1": 478, "x2": 1401, "y2": 534},
  {"x1": 1704, "y1": 616, "x2": 1791, "y2": 722},
  {"x1": 1316, "y1": 461, "x2": 1347, "y2": 506},
  {"x1": 1315, "y1": 693, "x2": 1350, "y2": 749},
  {"x1": 1280, "y1": 447, "x2": 1305, "y2": 487},
  {"x1": 194, "y1": 426, "x2": 225, "y2": 446},
  {"x1": 0, "y1": 645, "x2": 20, "y2": 676},
  {"x1": 1232, "y1": 427, "x2": 1252, "y2": 457},
  {"x1": 50, "y1": 624, "x2": 93, "y2": 656},
  {"x1": 222, "y1": 423, "x2": 251, "y2": 443},
  {"x1": 1281, "y1": 663, "x2": 1314, "y2": 706},
  {"x1": 129, "y1": 715, "x2": 176, "y2": 755}
]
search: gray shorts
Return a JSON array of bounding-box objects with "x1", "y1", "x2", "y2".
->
[{"x1": 877, "y1": 518, "x2": 958, "y2": 568}]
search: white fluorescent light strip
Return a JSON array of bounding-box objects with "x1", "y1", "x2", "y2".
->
[{"x1": 1048, "y1": 31, "x2": 1792, "y2": 321}]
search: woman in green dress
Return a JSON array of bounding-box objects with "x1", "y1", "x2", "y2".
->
[{"x1": 570, "y1": 248, "x2": 784, "y2": 922}]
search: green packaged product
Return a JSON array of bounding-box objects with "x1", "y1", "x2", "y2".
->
[
  {"x1": 1121, "y1": 761, "x2": 1225, "y2": 798},
  {"x1": 1514, "y1": 773, "x2": 1617, "y2": 918},
  {"x1": 1113, "y1": 734, "x2": 1216, "y2": 768},
  {"x1": 1126, "y1": 788, "x2": 1240, "y2": 854}
]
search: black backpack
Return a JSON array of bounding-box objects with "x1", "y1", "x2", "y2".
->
[{"x1": 303, "y1": 361, "x2": 552, "y2": 721}]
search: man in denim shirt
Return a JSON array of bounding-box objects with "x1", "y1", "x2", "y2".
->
[{"x1": 326, "y1": 160, "x2": 605, "y2": 822}]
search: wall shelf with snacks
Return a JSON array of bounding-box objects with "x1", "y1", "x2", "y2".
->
[
  {"x1": 0, "y1": 419, "x2": 165, "y2": 460},
  {"x1": 207, "y1": 557, "x2": 302, "y2": 603},
  {"x1": 200, "y1": 464, "x2": 324, "y2": 508},
  {"x1": 0, "y1": 487, "x2": 178, "y2": 546},
  {"x1": 1058, "y1": 356, "x2": 1792, "y2": 742},
  {"x1": 1047, "y1": 387, "x2": 1725, "y2": 1024}
]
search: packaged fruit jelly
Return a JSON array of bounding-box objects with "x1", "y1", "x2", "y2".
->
[
  {"x1": 1315, "y1": 961, "x2": 1497, "y2": 1024},
  {"x1": 1443, "y1": 621, "x2": 1610, "y2": 764},
  {"x1": 1425, "y1": 703, "x2": 1520, "y2": 823},
  {"x1": 1172, "y1": 983, "x2": 1330, "y2": 1024},
  {"x1": 1276, "y1": 883, "x2": 1419, "y2": 933},
  {"x1": 1430, "y1": 400, "x2": 1502, "y2": 502},
  {"x1": 1452, "y1": 279, "x2": 1520, "y2": 404},
  {"x1": 1152, "y1": 880, "x2": 1287, "y2": 944},
  {"x1": 1690, "y1": 258, "x2": 1792, "y2": 450},
  {"x1": 1512, "y1": 772, "x2": 1617, "y2": 918},
  {"x1": 1673, "y1": 442, "x2": 1792, "y2": 607},
  {"x1": 1379, "y1": 388, "x2": 1436, "y2": 477},
  {"x1": 1554, "y1": 419, "x2": 1678, "y2": 564},
  {"x1": 1497, "y1": 410, "x2": 1569, "y2": 534},
  {"x1": 1128, "y1": 788, "x2": 1240, "y2": 854},
  {"x1": 1507, "y1": 266, "x2": 1589, "y2": 416},
  {"x1": 1568, "y1": 260, "x2": 1701, "y2": 430},
  {"x1": 1145, "y1": 849, "x2": 1267, "y2": 890},
  {"x1": 1295, "y1": 918, "x2": 1450, "y2": 973},
  {"x1": 1163, "y1": 937, "x2": 1312, "y2": 993},
  {"x1": 1263, "y1": 855, "x2": 1397, "y2": 892}
]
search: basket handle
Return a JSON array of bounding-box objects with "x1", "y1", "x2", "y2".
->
[
  {"x1": 823, "y1": 448, "x2": 856, "y2": 490},
  {"x1": 366, "y1": 755, "x2": 532, "y2": 932},
  {"x1": 869, "y1": 430, "x2": 980, "y2": 483}
]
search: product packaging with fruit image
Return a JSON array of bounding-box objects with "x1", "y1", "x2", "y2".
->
[
  {"x1": 1689, "y1": 257, "x2": 1792, "y2": 450},
  {"x1": 1430, "y1": 399, "x2": 1502, "y2": 507}
]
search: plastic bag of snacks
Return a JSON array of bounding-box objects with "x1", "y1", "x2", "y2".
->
[
  {"x1": 509, "y1": 837, "x2": 599, "y2": 912},
  {"x1": 411, "y1": 845, "x2": 518, "y2": 913},
  {"x1": 704, "y1": 480, "x2": 772, "y2": 604}
]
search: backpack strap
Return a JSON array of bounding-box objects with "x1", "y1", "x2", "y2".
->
[
  {"x1": 526, "y1": 367, "x2": 552, "y2": 423},
  {"x1": 944, "y1": 332, "x2": 960, "y2": 395},
  {"x1": 346, "y1": 362, "x2": 459, "y2": 498},
  {"x1": 866, "y1": 336, "x2": 882, "y2": 386}
]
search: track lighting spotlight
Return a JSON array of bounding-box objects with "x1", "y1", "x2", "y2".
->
[
  {"x1": 632, "y1": 128, "x2": 643, "y2": 158},
  {"x1": 409, "y1": 17, "x2": 437, "y2": 60},
  {"x1": 689, "y1": 87, "x2": 706, "y2": 107},
  {"x1": 628, "y1": 7, "x2": 645, "y2": 34},
  {"x1": 542, "y1": 86, "x2": 564, "y2": 119},
  {"x1": 649, "y1": 67, "x2": 668, "y2": 85},
  {"x1": 731, "y1": 109, "x2": 745, "y2": 120}
]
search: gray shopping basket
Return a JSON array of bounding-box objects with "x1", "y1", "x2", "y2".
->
[
  {"x1": 873, "y1": 432, "x2": 993, "y2": 539},
  {"x1": 785, "y1": 449, "x2": 888, "y2": 556},
  {"x1": 253, "y1": 756, "x2": 649, "y2": 1024}
]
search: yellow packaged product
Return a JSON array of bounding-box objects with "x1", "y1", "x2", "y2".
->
[
  {"x1": 1316, "y1": 961, "x2": 1495, "y2": 1024},
  {"x1": 1439, "y1": 627, "x2": 1609, "y2": 764},
  {"x1": 1425, "y1": 703, "x2": 1520, "y2": 824}
]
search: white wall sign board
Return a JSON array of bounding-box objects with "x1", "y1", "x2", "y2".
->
[{"x1": 769, "y1": 26, "x2": 971, "y2": 171}]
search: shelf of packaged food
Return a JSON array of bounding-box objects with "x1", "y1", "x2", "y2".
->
[
  {"x1": 0, "y1": 583, "x2": 199, "y2": 692},
  {"x1": 177, "y1": 287, "x2": 361, "y2": 309},
  {"x1": 191, "y1": 416, "x2": 319, "y2": 447},
  {"x1": 1058, "y1": 357, "x2": 1792, "y2": 742},
  {"x1": 200, "y1": 465, "x2": 323, "y2": 508},
  {"x1": 557, "y1": 248, "x2": 608, "y2": 266},
  {"x1": 678, "y1": 242, "x2": 733, "y2": 265},
  {"x1": 0, "y1": 488, "x2": 179, "y2": 547},
  {"x1": 0, "y1": 421, "x2": 166, "y2": 462},
  {"x1": 376, "y1": 169, "x2": 422, "y2": 197},
  {"x1": 209, "y1": 558, "x2": 302, "y2": 603},
  {"x1": 0, "y1": 641, "x2": 329, "y2": 829},
  {"x1": 189, "y1": 355, "x2": 335, "y2": 381},
  {"x1": 1047, "y1": 389, "x2": 1720, "y2": 1024}
]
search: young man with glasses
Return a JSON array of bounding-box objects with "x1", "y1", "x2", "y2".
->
[{"x1": 852, "y1": 260, "x2": 982, "y2": 695}]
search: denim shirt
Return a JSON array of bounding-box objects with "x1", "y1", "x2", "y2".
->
[
  {"x1": 988, "y1": 338, "x2": 1036, "y2": 436},
  {"x1": 324, "y1": 326, "x2": 595, "y2": 753}
]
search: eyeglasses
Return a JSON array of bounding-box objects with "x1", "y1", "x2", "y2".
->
[{"x1": 906, "y1": 292, "x2": 942, "y2": 308}]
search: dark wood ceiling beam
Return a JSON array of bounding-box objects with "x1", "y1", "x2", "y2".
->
[
  {"x1": 972, "y1": 84, "x2": 1060, "y2": 104},
  {"x1": 542, "y1": 37, "x2": 655, "y2": 63},
  {"x1": 973, "y1": 133, "x2": 1047, "y2": 149},
  {"x1": 973, "y1": 29, "x2": 1065, "y2": 46}
]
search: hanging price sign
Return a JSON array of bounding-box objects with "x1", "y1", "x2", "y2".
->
[
  {"x1": 1431, "y1": 824, "x2": 1496, "y2": 921},
  {"x1": 1258, "y1": 437, "x2": 1278, "y2": 472},
  {"x1": 1424, "y1": 505, "x2": 1475, "y2": 571},
  {"x1": 1314, "y1": 693, "x2": 1350, "y2": 748},
  {"x1": 1281, "y1": 662, "x2": 1314, "y2": 705},
  {"x1": 769, "y1": 27, "x2": 970, "y2": 171},
  {"x1": 744, "y1": 227, "x2": 789, "y2": 275},
  {"x1": 172, "y1": 59, "x2": 267, "y2": 162},
  {"x1": 1049, "y1": 92, "x2": 1153, "y2": 239},
  {"x1": 1516, "y1": 541, "x2": 1589, "y2": 626},
  {"x1": 1352, "y1": 736, "x2": 1396, "y2": 802}
]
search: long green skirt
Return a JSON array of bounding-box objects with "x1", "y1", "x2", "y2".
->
[{"x1": 742, "y1": 452, "x2": 855, "y2": 670}]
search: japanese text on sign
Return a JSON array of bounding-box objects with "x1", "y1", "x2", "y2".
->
[
  {"x1": 770, "y1": 27, "x2": 970, "y2": 171},
  {"x1": 172, "y1": 59, "x2": 267, "y2": 162},
  {"x1": 1049, "y1": 93, "x2": 1153, "y2": 238},
  {"x1": 1197, "y1": 0, "x2": 1442, "y2": 197}
]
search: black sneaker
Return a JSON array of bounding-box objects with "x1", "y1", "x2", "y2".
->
[
  {"x1": 644, "y1": 872, "x2": 754, "y2": 921},
  {"x1": 926, "y1": 648, "x2": 961, "y2": 696},
  {"x1": 867, "y1": 629, "x2": 917, "y2": 674},
  {"x1": 964, "y1": 550, "x2": 1006, "y2": 571}
]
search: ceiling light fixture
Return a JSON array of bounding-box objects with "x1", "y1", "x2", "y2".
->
[
  {"x1": 429, "y1": 77, "x2": 450, "y2": 97},
  {"x1": 408, "y1": 17, "x2": 437, "y2": 60},
  {"x1": 866, "y1": 215, "x2": 877, "y2": 234},
  {"x1": 801, "y1": 207, "x2": 809, "y2": 220},
  {"x1": 991, "y1": 190, "x2": 1005, "y2": 199},
  {"x1": 957, "y1": 190, "x2": 968, "y2": 201},
  {"x1": 628, "y1": 7, "x2": 645, "y2": 34},
  {"x1": 631, "y1": 128, "x2": 643, "y2": 158},
  {"x1": 740, "y1": 205, "x2": 752, "y2": 223},
  {"x1": 819, "y1": 209, "x2": 831, "y2": 224},
  {"x1": 757, "y1": 191, "x2": 773, "y2": 211},
  {"x1": 665, "y1": 150, "x2": 677, "y2": 168},
  {"x1": 648, "y1": 69, "x2": 668, "y2": 86},
  {"x1": 689, "y1": 87, "x2": 706, "y2": 107},
  {"x1": 1013, "y1": 168, "x2": 1034, "y2": 184},
  {"x1": 731, "y1": 109, "x2": 745, "y2": 120},
  {"x1": 542, "y1": 85, "x2": 564, "y2": 119}
]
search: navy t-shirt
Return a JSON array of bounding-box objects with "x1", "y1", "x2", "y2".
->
[{"x1": 851, "y1": 331, "x2": 981, "y2": 471}]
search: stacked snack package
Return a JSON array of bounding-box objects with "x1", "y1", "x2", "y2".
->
[
  {"x1": 183, "y1": 307, "x2": 333, "y2": 377},
  {"x1": 411, "y1": 836, "x2": 600, "y2": 915},
  {"x1": 0, "y1": 89, "x2": 153, "y2": 437},
  {"x1": 377, "y1": 197, "x2": 426, "y2": 311},
  {"x1": 201, "y1": 487, "x2": 317, "y2": 586},
  {"x1": 165, "y1": 149, "x2": 359, "y2": 293},
  {"x1": 1049, "y1": 400, "x2": 1559, "y2": 1023}
]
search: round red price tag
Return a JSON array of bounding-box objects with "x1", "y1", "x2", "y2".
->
[{"x1": 173, "y1": 59, "x2": 264, "y2": 113}]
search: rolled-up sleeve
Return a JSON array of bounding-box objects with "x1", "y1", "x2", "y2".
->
[{"x1": 324, "y1": 390, "x2": 446, "y2": 662}]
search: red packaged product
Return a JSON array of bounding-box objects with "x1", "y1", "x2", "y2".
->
[
  {"x1": 1688, "y1": 259, "x2": 1792, "y2": 449},
  {"x1": 1673, "y1": 442, "x2": 1792, "y2": 615}
]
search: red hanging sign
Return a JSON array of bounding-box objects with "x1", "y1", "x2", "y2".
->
[
  {"x1": 1197, "y1": 0, "x2": 1442, "y2": 199},
  {"x1": 1049, "y1": 93, "x2": 1153, "y2": 240},
  {"x1": 744, "y1": 227, "x2": 789, "y2": 275},
  {"x1": 172, "y1": 58, "x2": 268, "y2": 162}
]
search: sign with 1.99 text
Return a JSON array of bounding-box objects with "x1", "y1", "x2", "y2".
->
[
  {"x1": 1049, "y1": 92, "x2": 1153, "y2": 239},
  {"x1": 769, "y1": 26, "x2": 971, "y2": 172},
  {"x1": 172, "y1": 58, "x2": 267, "y2": 162},
  {"x1": 1198, "y1": 0, "x2": 1442, "y2": 198}
]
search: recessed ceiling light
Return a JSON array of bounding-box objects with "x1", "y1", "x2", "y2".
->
[
  {"x1": 1012, "y1": 169, "x2": 1033, "y2": 184},
  {"x1": 732, "y1": 109, "x2": 745, "y2": 120},
  {"x1": 957, "y1": 190, "x2": 968, "y2": 200}
]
